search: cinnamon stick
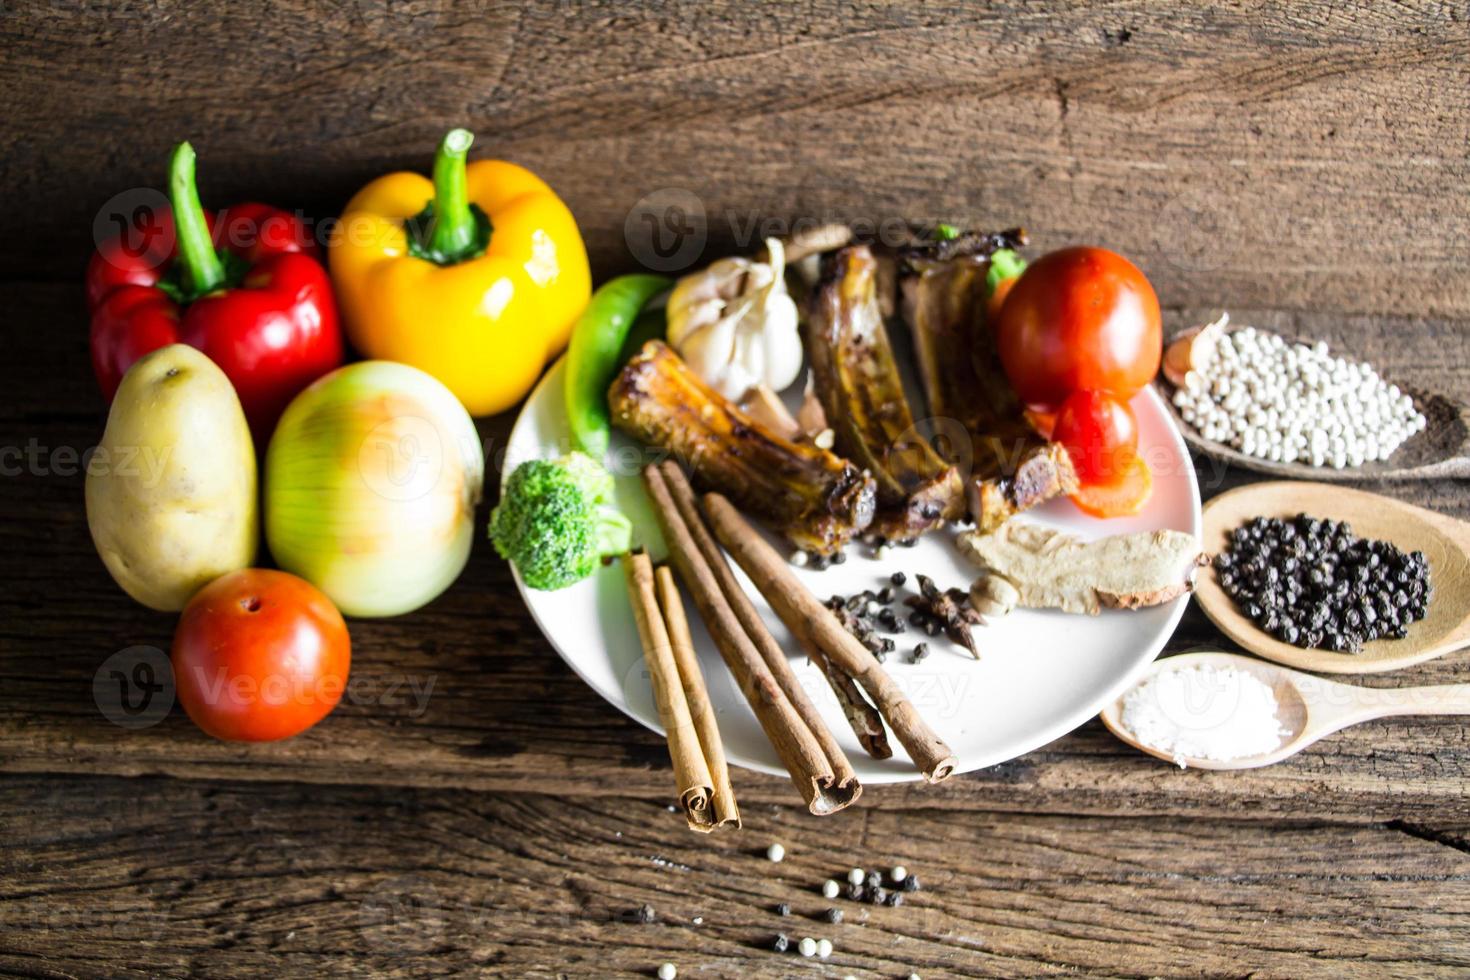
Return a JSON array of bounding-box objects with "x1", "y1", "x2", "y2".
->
[
  {"x1": 656, "y1": 462, "x2": 863, "y2": 780},
  {"x1": 655, "y1": 565, "x2": 740, "y2": 830},
  {"x1": 642, "y1": 463, "x2": 860, "y2": 814},
  {"x1": 701, "y1": 491, "x2": 959, "y2": 782},
  {"x1": 623, "y1": 550, "x2": 716, "y2": 830},
  {"x1": 807, "y1": 643, "x2": 891, "y2": 760}
]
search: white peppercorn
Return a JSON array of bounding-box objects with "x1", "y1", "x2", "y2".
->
[{"x1": 1171, "y1": 324, "x2": 1425, "y2": 469}]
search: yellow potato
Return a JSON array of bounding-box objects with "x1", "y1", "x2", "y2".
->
[{"x1": 85, "y1": 345, "x2": 257, "y2": 611}]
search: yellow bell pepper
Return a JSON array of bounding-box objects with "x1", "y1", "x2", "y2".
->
[{"x1": 329, "y1": 129, "x2": 591, "y2": 416}]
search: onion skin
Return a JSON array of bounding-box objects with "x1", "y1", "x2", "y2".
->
[{"x1": 265, "y1": 361, "x2": 484, "y2": 617}]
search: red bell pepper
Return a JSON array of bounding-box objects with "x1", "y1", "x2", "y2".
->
[{"x1": 87, "y1": 142, "x2": 343, "y2": 436}]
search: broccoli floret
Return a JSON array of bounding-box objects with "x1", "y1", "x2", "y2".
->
[
  {"x1": 489, "y1": 454, "x2": 632, "y2": 590},
  {"x1": 559, "y1": 450, "x2": 616, "y2": 506}
]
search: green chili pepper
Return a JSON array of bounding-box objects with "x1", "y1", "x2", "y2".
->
[
  {"x1": 565, "y1": 274, "x2": 671, "y2": 458},
  {"x1": 618, "y1": 307, "x2": 667, "y2": 365}
]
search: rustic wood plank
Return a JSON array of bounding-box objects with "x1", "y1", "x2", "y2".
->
[
  {"x1": 0, "y1": 1, "x2": 1466, "y2": 318},
  {"x1": 3, "y1": 282, "x2": 1469, "y2": 820},
  {"x1": 1, "y1": 775, "x2": 1468, "y2": 978}
]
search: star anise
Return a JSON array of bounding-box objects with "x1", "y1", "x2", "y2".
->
[{"x1": 904, "y1": 574, "x2": 982, "y2": 659}]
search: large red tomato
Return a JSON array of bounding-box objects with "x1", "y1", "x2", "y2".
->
[
  {"x1": 172, "y1": 569, "x2": 350, "y2": 742},
  {"x1": 995, "y1": 246, "x2": 1161, "y2": 411}
]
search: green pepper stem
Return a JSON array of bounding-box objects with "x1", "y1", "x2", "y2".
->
[
  {"x1": 168, "y1": 142, "x2": 226, "y2": 297},
  {"x1": 986, "y1": 248, "x2": 1027, "y2": 295},
  {"x1": 426, "y1": 128, "x2": 477, "y2": 262}
]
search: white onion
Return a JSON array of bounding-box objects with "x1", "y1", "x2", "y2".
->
[{"x1": 265, "y1": 361, "x2": 484, "y2": 617}]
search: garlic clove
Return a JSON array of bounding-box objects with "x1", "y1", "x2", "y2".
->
[
  {"x1": 1162, "y1": 312, "x2": 1228, "y2": 388},
  {"x1": 796, "y1": 371, "x2": 828, "y2": 436},
  {"x1": 969, "y1": 569, "x2": 1019, "y2": 620},
  {"x1": 738, "y1": 383, "x2": 800, "y2": 441}
]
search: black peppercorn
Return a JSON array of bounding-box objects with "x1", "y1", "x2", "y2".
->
[
  {"x1": 772, "y1": 934, "x2": 789, "y2": 952},
  {"x1": 1219, "y1": 513, "x2": 1430, "y2": 654},
  {"x1": 825, "y1": 907, "x2": 843, "y2": 924},
  {"x1": 775, "y1": 903, "x2": 790, "y2": 917}
]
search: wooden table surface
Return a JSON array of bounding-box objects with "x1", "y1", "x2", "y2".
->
[{"x1": 3, "y1": 2, "x2": 1468, "y2": 977}]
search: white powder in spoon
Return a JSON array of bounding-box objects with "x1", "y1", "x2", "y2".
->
[{"x1": 1120, "y1": 663, "x2": 1291, "y2": 768}]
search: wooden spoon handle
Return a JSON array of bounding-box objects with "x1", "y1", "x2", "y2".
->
[{"x1": 1339, "y1": 683, "x2": 1470, "y2": 724}]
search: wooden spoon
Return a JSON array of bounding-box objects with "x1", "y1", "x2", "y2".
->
[
  {"x1": 1100, "y1": 650, "x2": 1470, "y2": 770},
  {"x1": 1196, "y1": 482, "x2": 1470, "y2": 674},
  {"x1": 1157, "y1": 321, "x2": 1470, "y2": 481}
]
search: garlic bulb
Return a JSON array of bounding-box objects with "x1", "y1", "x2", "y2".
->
[{"x1": 666, "y1": 237, "x2": 803, "y2": 400}]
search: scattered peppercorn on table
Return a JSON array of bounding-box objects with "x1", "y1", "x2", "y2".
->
[{"x1": 4, "y1": 2, "x2": 1470, "y2": 977}]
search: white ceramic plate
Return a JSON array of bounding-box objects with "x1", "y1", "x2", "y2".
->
[{"x1": 504, "y1": 358, "x2": 1201, "y2": 782}]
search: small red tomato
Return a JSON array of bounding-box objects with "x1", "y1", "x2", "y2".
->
[
  {"x1": 172, "y1": 569, "x2": 350, "y2": 742},
  {"x1": 1071, "y1": 451, "x2": 1153, "y2": 519},
  {"x1": 996, "y1": 246, "x2": 1162, "y2": 410},
  {"x1": 1052, "y1": 389, "x2": 1139, "y2": 487}
]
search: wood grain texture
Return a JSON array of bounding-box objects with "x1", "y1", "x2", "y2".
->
[
  {"x1": 3, "y1": 283, "x2": 1469, "y2": 821},
  {"x1": 1, "y1": 1, "x2": 1466, "y2": 319},
  {"x1": 2, "y1": 774, "x2": 1469, "y2": 979}
]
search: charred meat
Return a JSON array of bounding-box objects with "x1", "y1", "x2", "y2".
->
[
  {"x1": 804, "y1": 246, "x2": 964, "y2": 541},
  {"x1": 609, "y1": 341, "x2": 876, "y2": 555},
  {"x1": 899, "y1": 231, "x2": 1077, "y2": 532}
]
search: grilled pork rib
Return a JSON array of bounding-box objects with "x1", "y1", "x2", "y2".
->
[
  {"x1": 609, "y1": 341, "x2": 876, "y2": 555},
  {"x1": 805, "y1": 246, "x2": 963, "y2": 541},
  {"x1": 899, "y1": 231, "x2": 1077, "y2": 533}
]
